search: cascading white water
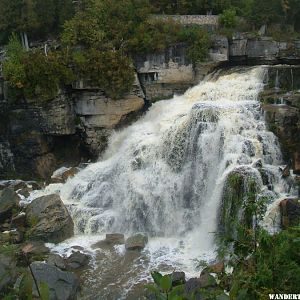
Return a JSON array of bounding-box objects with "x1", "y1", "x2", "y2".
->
[
  {"x1": 29, "y1": 66, "x2": 295, "y2": 298},
  {"x1": 58, "y1": 66, "x2": 286, "y2": 238}
]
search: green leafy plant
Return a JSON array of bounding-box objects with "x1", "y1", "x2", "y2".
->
[{"x1": 146, "y1": 271, "x2": 185, "y2": 300}]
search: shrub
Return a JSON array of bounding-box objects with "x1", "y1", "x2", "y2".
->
[
  {"x1": 73, "y1": 49, "x2": 135, "y2": 99},
  {"x1": 178, "y1": 26, "x2": 211, "y2": 63},
  {"x1": 219, "y1": 8, "x2": 238, "y2": 28}
]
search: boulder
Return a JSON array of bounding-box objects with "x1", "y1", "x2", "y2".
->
[
  {"x1": 280, "y1": 198, "x2": 300, "y2": 228},
  {"x1": 171, "y1": 271, "x2": 186, "y2": 286},
  {"x1": 198, "y1": 272, "x2": 217, "y2": 288},
  {"x1": 30, "y1": 262, "x2": 79, "y2": 300},
  {"x1": 125, "y1": 233, "x2": 148, "y2": 251},
  {"x1": 22, "y1": 241, "x2": 50, "y2": 255},
  {"x1": 1, "y1": 230, "x2": 24, "y2": 244},
  {"x1": 184, "y1": 274, "x2": 217, "y2": 298},
  {"x1": 66, "y1": 251, "x2": 90, "y2": 270},
  {"x1": 0, "y1": 254, "x2": 17, "y2": 292},
  {"x1": 0, "y1": 188, "x2": 20, "y2": 219},
  {"x1": 47, "y1": 254, "x2": 66, "y2": 270},
  {"x1": 25, "y1": 194, "x2": 74, "y2": 243},
  {"x1": 51, "y1": 167, "x2": 79, "y2": 183},
  {"x1": 11, "y1": 213, "x2": 26, "y2": 231},
  {"x1": 105, "y1": 233, "x2": 125, "y2": 245}
]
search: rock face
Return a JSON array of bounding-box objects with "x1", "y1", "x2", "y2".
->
[
  {"x1": 0, "y1": 74, "x2": 145, "y2": 179},
  {"x1": 230, "y1": 34, "x2": 300, "y2": 64},
  {"x1": 135, "y1": 38, "x2": 228, "y2": 102},
  {"x1": 73, "y1": 77, "x2": 145, "y2": 155},
  {"x1": 30, "y1": 262, "x2": 79, "y2": 300},
  {"x1": 125, "y1": 233, "x2": 148, "y2": 250},
  {"x1": 261, "y1": 66, "x2": 300, "y2": 174},
  {"x1": 280, "y1": 198, "x2": 300, "y2": 228},
  {"x1": 25, "y1": 194, "x2": 74, "y2": 243}
]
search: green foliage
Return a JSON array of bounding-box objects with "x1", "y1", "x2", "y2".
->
[
  {"x1": 2, "y1": 34, "x2": 26, "y2": 89},
  {"x1": 72, "y1": 49, "x2": 135, "y2": 99},
  {"x1": 219, "y1": 8, "x2": 237, "y2": 28},
  {"x1": 21, "y1": 50, "x2": 74, "y2": 101},
  {"x1": 178, "y1": 26, "x2": 211, "y2": 63},
  {"x1": 128, "y1": 19, "x2": 181, "y2": 54},
  {"x1": 3, "y1": 37, "x2": 74, "y2": 102},
  {"x1": 146, "y1": 271, "x2": 185, "y2": 300},
  {"x1": 39, "y1": 282, "x2": 50, "y2": 300},
  {"x1": 61, "y1": 11, "x2": 105, "y2": 47},
  {"x1": 226, "y1": 227, "x2": 300, "y2": 299},
  {"x1": 0, "y1": 0, "x2": 74, "y2": 43},
  {"x1": 19, "y1": 272, "x2": 33, "y2": 300}
]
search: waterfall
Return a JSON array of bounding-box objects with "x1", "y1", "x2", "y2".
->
[
  {"x1": 51, "y1": 66, "x2": 289, "y2": 240},
  {"x1": 30, "y1": 67, "x2": 295, "y2": 297}
]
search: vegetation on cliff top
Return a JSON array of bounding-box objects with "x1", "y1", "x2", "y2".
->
[{"x1": 1, "y1": 0, "x2": 211, "y2": 101}]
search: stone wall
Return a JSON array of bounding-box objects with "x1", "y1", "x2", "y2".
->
[{"x1": 152, "y1": 15, "x2": 219, "y2": 27}]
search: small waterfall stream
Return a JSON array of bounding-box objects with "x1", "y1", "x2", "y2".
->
[{"x1": 29, "y1": 66, "x2": 296, "y2": 299}]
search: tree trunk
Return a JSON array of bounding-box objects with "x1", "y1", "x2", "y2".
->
[{"x1": 21, "y1": 32, "x2": 29, "y2": 51}]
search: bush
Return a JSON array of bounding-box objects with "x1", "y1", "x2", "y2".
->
[
  {"x1": 128, "y1": 19, "x2": 181, "y2": 54},
  {"x1": 219, "y1": 8, "x2": 238, "y2": 28},
  {"x1": 178, "y1": 26, "x2": 211, "y2": 63},
  {"x1": 3, "y1": 35, "x2": 74, "y2": 102},
  {"x1": 72, "y1": 49, "x2": 135, "y2": 99}
]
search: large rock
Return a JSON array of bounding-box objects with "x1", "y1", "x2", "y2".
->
[
  {"x1": 66, "y1": 251, "x2": 90, "y2": 270},
  {"x1": 125, "y1": 233, "x2": 148, "y2": 251},
  {"x1": 0, "y1": 253, "x2": 17, "y2": 292},
  {"x1": 280, "y1": 198, "x2": 300, "y2": 228},
  {"x1": 30, "y1": 262, "x2": 79, "y2": 300},
  {"x1": 105, "y1": 233, "x2": 125, "y2": 245},
  {"x1": 50, "y1": 167, "x2": 79, "y2": 183},
  {"x1": 0, "y1": 188, "x2": 20, "y2": 219},
  {"x1": 25, "y1": 194, "x2": 74, "y2": 243}
]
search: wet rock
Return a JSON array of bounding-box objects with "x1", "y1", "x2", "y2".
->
[
  {"x1": 0, "y1": 231, "x2": 11, "y2": 243},
  {"x1": 202, "y1": 261, "x2": 225, "y2": 276},
  {"x1": 125, "y1": 233, "x2": 148, "y2": 251},
  {"x1": 171, "y1": 271, "x2": 186, "y2": 286},
  {"x1": 280, "y1": 198, "x2": 300, "y2": 228},
  {"x1": 252, "y1": 159, "x2": 263, "y2": 169},
  {"x1": 25, "y1": 194, "x2": 74, "y2": 243},
  {"x1": 51, "y1": 167, "x2": 79, "y2": 183},
  {"x1": 66, "y1": 251, "x2": 90, "y2": 270},
  {"x1": 71, "y1": 245, "x2": 84, "y2": 251},
  {"x1": 0, "y1": 188, "x2": 20, "y2": 219},
  {"x1": 9, "y1": 230, "x2": 23, "y2": 244},
  {"x1": 198, "y1": 272, "x2": 217, "y2": 288},
  {"x1": 22, "y1": 241, "x2": 50, "y2": 255},
  {"x1": 47, "y1": 254, "x2": 66, "y2": 270},
  {"x1": 281, "y1": 163, "x2": 292, "y2": 178},
  {"x1": 18, "y1": 188, "x2": 31, "y2": 198},
  {"x1": 30, "y1": 261, "x2": 79, "y2": 300},
  {"x1": 0, "y1": 253, "x2": 17, "y2": 292},
  {"x1": 105, "y1": 233, "x2": 125, "y2": 245},
  {"x1": 208, "y1": 261, "x2": 224, "y2": 274},
  {"x1": 184, "y1": 278, "x2": 202, "y2": 297},
  {"x1": 11, "y1": 213, "x2": 26, "y2": 231}
]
